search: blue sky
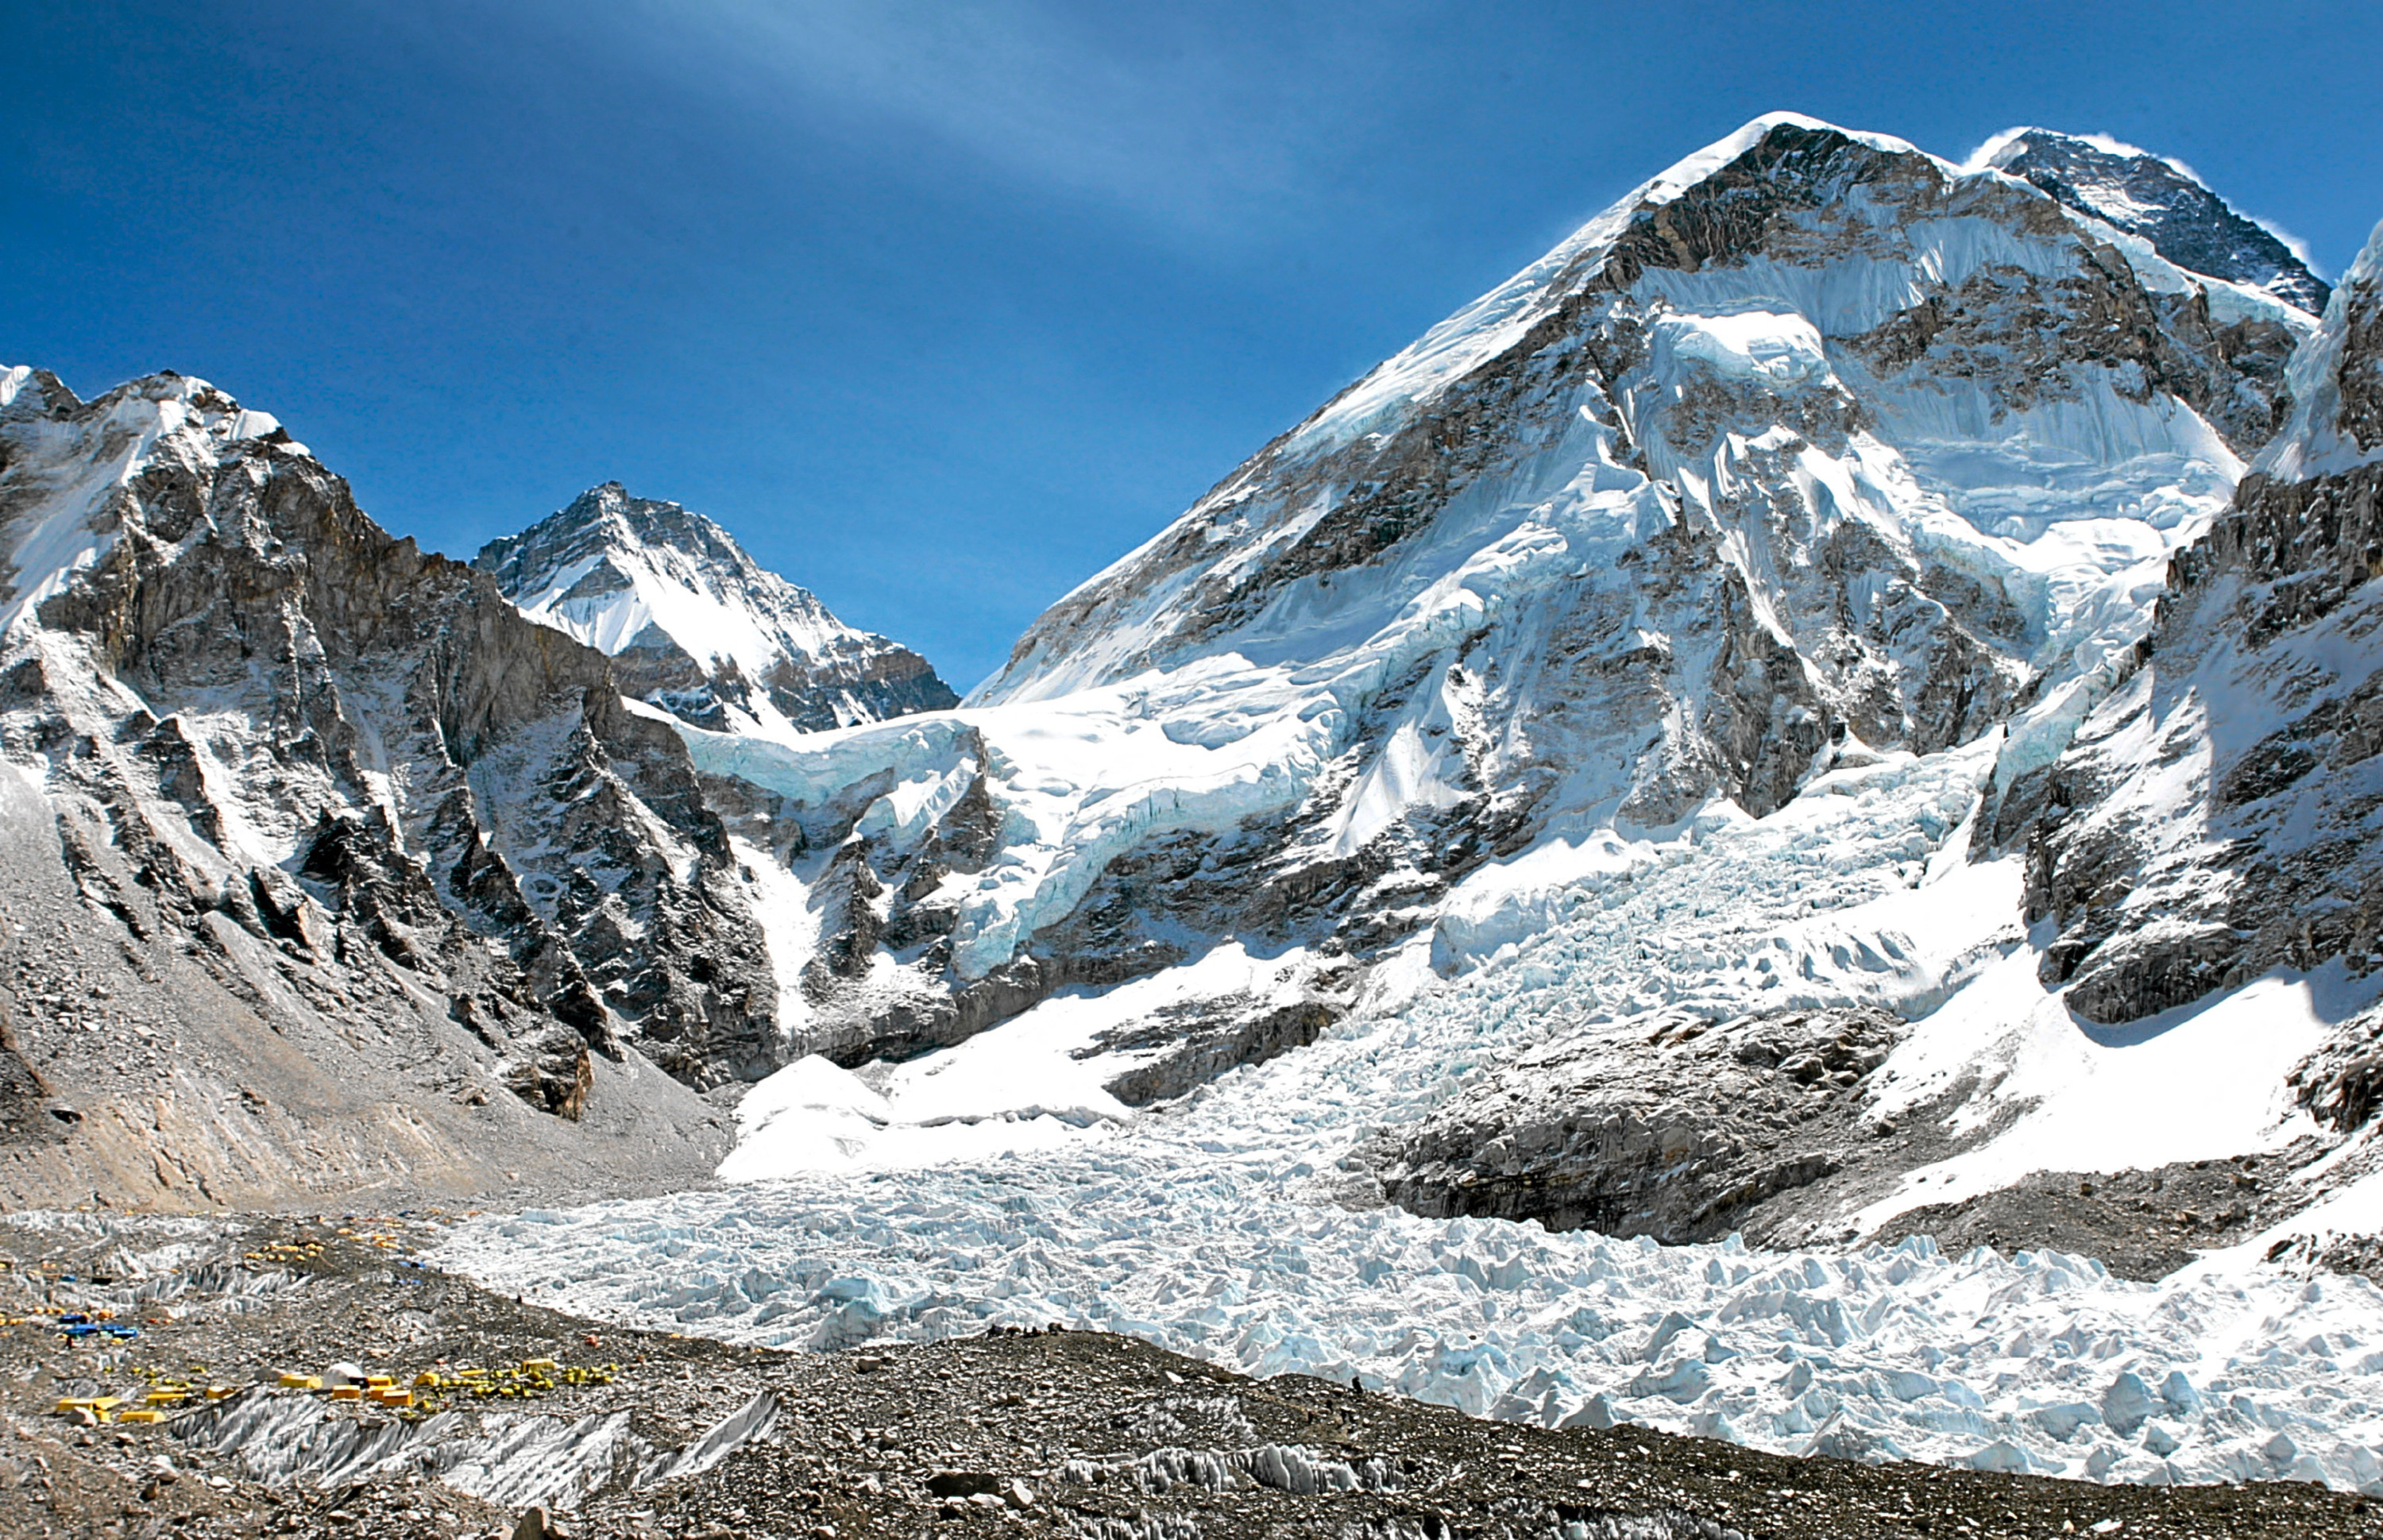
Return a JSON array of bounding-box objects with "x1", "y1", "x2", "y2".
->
[{"x1": 8, "y1": 2, "x2": 2380, "y2": 689}]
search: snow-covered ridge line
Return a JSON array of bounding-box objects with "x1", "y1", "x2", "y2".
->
[
  {"x1": 1972, "y1": 126, "x2": 2330, "y2": 315},
  {"x1": 0, "y1": 369, "x2": 310, "y2": 636},
  {"x1": 735, "y1": 110, "x2": 2301, "y2": 1096}
]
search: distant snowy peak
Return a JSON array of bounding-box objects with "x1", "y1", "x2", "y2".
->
[
  {"x1": 475, "y1": 482, "x2": 956, "y2": 735},
  {"x1": 1979, "y1": 127, "x2": 2329, "y2": 315}
]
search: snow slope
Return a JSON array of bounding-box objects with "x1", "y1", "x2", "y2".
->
[
  {"x1": 2260, "y1": 216, "x2": 2383, "y2": 483},
  {"x1": 666, "y1": 114, "x2": 2310, "y2": 1083}
]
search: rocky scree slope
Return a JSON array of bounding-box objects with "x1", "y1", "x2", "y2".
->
[
  {"x1": 0, "y1": 365, "x2": 786, "y2": 1204},
  {"x1": 474, "y1": 481, "x2": 956, "y2": 735},
  {"x1": 685, "y1": 114, "x2": 2315, "y2": 1110}
]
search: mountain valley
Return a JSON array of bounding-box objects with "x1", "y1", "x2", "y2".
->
[{"x1": 7, "y1": 110, "x2": 2383, "y2": 1507}]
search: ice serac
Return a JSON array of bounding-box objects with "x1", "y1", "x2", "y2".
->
[
  {"x1": 1979, "y1": 128, "x2": 2331, "y2": 316},
  {"x1": 2031, "y1": 218, "x2": 2383, "y2": 1028},
  {"x1": 711, "y1": 114, "x2": 2305, "y2": 1084},
  {"x1": 0, "y1": 370, "x2": 779, "y2": 1206},
  {"x1": 473, "y1": 482, "x2": 957, "y2": 735}
]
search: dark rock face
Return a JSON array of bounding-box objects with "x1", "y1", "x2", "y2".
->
[
  {"x1": 1983, "y1": 128, "x2": 2331, "y2": 315},
  {"x1": 1376, "y1": 1006, "x2": 1905, "y2": 1244},
  {"x1": 2292, "y1": 1000, "x2": 2383, "y2": 1134},
  {"x1": 0, "y1": 374, "x2": 778, "y2": 1106},
  {"x1": 474, "y1": 483, "x2": 958, "y2": 735},
  {"x1": 2022, "y1": 226, "x2": 2383, "y2": 1026},
  {"x1": 1091, "y1": 992, "x2": 1347, "y2": 1108},
  {"x1": 2335, "y1": 264, "x2": 2383, "y2": 454}
]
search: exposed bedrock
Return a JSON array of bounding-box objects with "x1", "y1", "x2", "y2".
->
[{"x1": 1375, "y1": 1006, "x2": 1905, "y2": 1245}]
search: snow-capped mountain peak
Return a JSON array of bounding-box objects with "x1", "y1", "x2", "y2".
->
[
  {"x1": 1974, "y1": 126, "x2": 2330, "y2": 315},
  {"x1": 474, "y1": 482, "x2": 957, "y2": 735}
]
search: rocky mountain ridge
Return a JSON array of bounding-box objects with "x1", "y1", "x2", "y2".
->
[
  {"x1": 1979, "y1": 127, "x2": 2331, "y2": 315},
  {"x1": 0, "y1": 367, "x2": 776, "y2": 1203},
  {"x1": 2030, "y1": 221, "x2": 2383, "y2": 1023}
]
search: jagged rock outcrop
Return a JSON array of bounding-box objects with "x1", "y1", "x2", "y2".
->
[
  {"x1": 1376, "y1": 1006, "x2": 1905, "y2": 1243},
  {"x1": 475, "y1": 483, "x2": 957, "y2": 735}
]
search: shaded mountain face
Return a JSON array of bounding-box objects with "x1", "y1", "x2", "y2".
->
[
  {"x1": 2029, "y1": 219, "x2": 2383, "y2": 1025},
  {"x1": 703, "y1": 115, "x2": 2310, "y2": 1078},
  {"x1": 1980, "y1": 128, "x2": 2331, "y2": 317},
  {"x1": 473, "y1": 483, "x2": 958, "y2": 735}
]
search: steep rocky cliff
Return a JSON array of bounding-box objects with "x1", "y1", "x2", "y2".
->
[{"x1": 2030, "y1": 219, "x2": 2383, "y2": 1022}]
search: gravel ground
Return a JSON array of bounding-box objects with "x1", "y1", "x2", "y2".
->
[{"x1": 0, "y1": 1212, "x2": 2371, "y2": 1540}]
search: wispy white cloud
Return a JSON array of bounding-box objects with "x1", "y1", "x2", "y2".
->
[{"x1": 604, "y1": 1, "x2": 1408, "y2": 240}]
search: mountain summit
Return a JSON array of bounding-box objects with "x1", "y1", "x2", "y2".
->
[
  {"x1": 1977, "y1": 127, "x2": 2331, "y2": 315},
  {"x1": 474, "y1": 483, "x2": 957, "y2": 735}
]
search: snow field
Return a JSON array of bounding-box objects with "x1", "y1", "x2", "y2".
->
[{"x1": 440, "y1": 743, "x2": 2383, "y2": 1492}]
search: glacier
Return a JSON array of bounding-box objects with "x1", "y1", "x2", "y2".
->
[{"x1": 440, "y1": 736, "x2": 2383, "y2": 1490}]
